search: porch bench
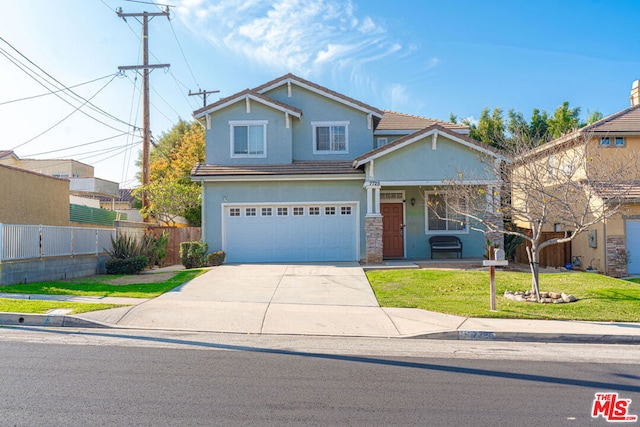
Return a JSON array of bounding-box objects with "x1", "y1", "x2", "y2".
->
[{"x1": 429, "y1": 236, "x2": 463, "y2": 259}]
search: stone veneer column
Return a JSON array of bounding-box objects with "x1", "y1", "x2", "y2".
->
[
  {"x1": 606, "y1": 235, "x2": 627, "y2": 277},
  {"x1": 365, "y1": 216, "x2": 383, "y2": 264}
]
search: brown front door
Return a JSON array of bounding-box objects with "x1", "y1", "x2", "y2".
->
[{"x1": 382, "y1": 203, "x2": 404, "y2": 258}]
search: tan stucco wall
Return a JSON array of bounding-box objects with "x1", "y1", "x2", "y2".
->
[
  {"x1": 0, "y1": 158, "x2": 94, "y2": 178},
  {"x1": 0, "y1": 164, "x2": 69, "y2": 226}
]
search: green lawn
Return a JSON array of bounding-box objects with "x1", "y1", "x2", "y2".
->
[
  {"x1": 0, "y1": 299, "x2": 121, "y2": 315},
  {"x1": 0, "y1": 270, "x2": 205, "y2": 299},
  {"x1": 367, "y1": 269, "x2": 640, "y2": 322}
]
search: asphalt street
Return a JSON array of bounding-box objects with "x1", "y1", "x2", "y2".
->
[{"x1": 1, "y1": 327, "x2": 638, "y2": 426}]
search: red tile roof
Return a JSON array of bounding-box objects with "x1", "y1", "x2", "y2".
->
[{"x1": 377, "y1": 110, "x2": 468, "y2": 132}]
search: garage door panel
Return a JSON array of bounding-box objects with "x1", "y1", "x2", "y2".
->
[
  {"x1": 626, "y1": 220, "x2": 640, "y2": 275},
  {"x1": 224, "y1": 203, "x2": 357, "y2": 263}
]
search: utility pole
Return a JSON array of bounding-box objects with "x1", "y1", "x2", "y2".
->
[
  {"x1": 117, "y1": 7, "x2": 170, "y2": 222},
  {"x1": 189, "y1": 88, "x2": 220, "y2": 108}
]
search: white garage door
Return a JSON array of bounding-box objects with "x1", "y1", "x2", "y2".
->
[
  {"x1": 626, "y1": 220, "x2": 640, "y2": 275},
  {"x1": 223, "y1": 203, "x2": 358, "y2": 263}
]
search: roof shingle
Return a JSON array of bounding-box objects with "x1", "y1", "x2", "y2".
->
[
  {"x1": 191, "y1": 161, "x2": 363, "y2": 178},
  {"x1": 377, "y1": 111, "x2": 468, "y2": 132}
]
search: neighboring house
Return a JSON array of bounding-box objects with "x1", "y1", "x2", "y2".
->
[
  {"x1": 512, "y1": 81, "x2": 640, "y2": 276},
  {"x1": 191, "y1": 73, "x2": 505, "y2": 263},
  {"x1": 96, "y1": 188, "x2": 137, "y2": 211},
  {"x1": 0, "y1": 151, "x2": 119, "y2": 200},
  {"x1": 0, "y1": 151, "x2": 125, "y2": 227},
  {"x1": 0, "y1": 163, "x2": 70, "y2": 226}
]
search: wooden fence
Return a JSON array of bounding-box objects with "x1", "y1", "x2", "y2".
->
[
  {"x1": 515, "y1": 231, "x2": 572, "y2": 268},
  {"x1": 150, "y1": 226, "x2": 201, "y2": 266}
]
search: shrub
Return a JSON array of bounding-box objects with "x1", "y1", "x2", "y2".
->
[
  {"x1": 106, "y1": 255, "x2": 149, "y2": 275},
  {"x1": 143, "y1": 230, "x2": 169, "y2": 267},
  {"x1": 206, "y1": 250, "x2": 226, "y2": 267},
  {"x1": 180, "y1": 241, "x2": 208, "y2": 269},
  {"x1": 107, "y1": 233, "x2": 145, "y2": 259}
]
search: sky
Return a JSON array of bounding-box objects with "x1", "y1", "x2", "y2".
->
[{"x1": 1, "y1": 0, "x2": 639, "y2": 187}]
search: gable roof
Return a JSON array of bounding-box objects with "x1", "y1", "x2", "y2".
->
[
  {"x1": 354, "y1": 123, "x2": 508, "y2": 167},
  {"x1": 582, "y1": 103, "x2": 640, "y2": 134},
  {"x1": 193, "y1": 88, "x2": 303, "y2": 119},
  {"x1": 377, "y1": 110, "x2": 469, "y2": 133},
  {"x1": 253, "y1": 73, "x2": 384, "y2": 118},
  {"x1": 525, "y1": 104, "x2": 640, "y2": 158},
  {"x1": 0, "y1": 150, "x2": 18, "y2": 160}
]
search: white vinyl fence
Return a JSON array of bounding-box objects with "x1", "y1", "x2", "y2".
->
[{"x1": 0, "y1": 224, "x2": 115, "y2": 262}]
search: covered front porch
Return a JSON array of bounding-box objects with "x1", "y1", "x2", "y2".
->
[{"x1": 362, "y1": 183, "x2": 491, "y2": 264}]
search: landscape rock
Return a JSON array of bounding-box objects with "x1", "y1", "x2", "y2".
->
[{"x1": 504, "y1": 289, "x2": 577, "y2": 304}]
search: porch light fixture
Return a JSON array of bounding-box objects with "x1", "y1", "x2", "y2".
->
[{"x1": 411, "y1": 198, "x2": 415, "y2": 206}]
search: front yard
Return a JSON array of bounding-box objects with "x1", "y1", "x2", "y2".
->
[
  {"x1": 367, "y1": 269, "x2": 640, "y2": 322},
  {"x1": 0, "y1": 270, "x2": 205, "y2": 315}
]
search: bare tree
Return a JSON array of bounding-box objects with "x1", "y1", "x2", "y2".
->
[{"x1": 437, "y1": 128, "x2": 639, "y2": 300}]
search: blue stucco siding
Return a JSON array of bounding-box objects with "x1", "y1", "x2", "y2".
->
[
  {"x1": 201, "y1": 178, "x2": 367, "y2": 257},
  {"x1": 205, "y1": 101, "x2": 293, "y2": 165},
  {"x1": 371, "y1": 135, "x2": 496, "y2": 183},
  {"x1": 263, "y1": 85, "x2": 375, "y2": 161},
  {"x1": 383, "y1": 186, "x2": 486, "y2": 259}
]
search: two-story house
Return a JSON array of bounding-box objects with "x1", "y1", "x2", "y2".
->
[
  {"x1": 191, "y1": 73, "x2": 504, "y2": 263},
  {"x1": 511, "y1": 81, "x2": 640, "y2": 276}
]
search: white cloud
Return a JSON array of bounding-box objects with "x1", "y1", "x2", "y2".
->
[
  {"x1": 175, "y1": 0, "x2": 402, "y2": 76},
  {"x1": 385, "y1": 83, "x2": 410, "y2": 111}
]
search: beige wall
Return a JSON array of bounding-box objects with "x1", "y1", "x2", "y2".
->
[
  {"x1": 0, "y1": 164, "x2": 69, "y2": 226},
  {"x1": 0, "y1": 158, "x2": 94, "y2": 178}
]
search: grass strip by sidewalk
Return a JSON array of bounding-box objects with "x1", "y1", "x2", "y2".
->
[
  {"x1": 367, "y1": 269, "x2": 640, "y2": 322},
  {"x1": 0, "y1": 299, "x2": 122, "y2": 315},
  {"x1": 0, "y1": 269, "x2": 205, "y2": 299}
]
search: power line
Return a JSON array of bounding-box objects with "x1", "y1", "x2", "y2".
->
[
  {"x1": 0, "y1": 45, "x2": 135, "y2": 138},
  {"x1": 11, "y1": 74, "x2": 119, "y2": 150},
  {"x1": 0, "y1": 73, "x2": 116, "y2": 106},
  {"x1": 0, "y1": 37, "x2": 137, "y2": 130},
  {"x1": 168, "y1": 15, "x2": 199, "y2": 88},
  {"x1": 23, "y1": 132, "x2": 132, "y2": 157}
]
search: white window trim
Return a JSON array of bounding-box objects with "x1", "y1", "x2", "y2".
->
[
  {"x1": 614, "y1": 137, "x2": 626, "y2": 147},
  {"x1": 424, "y1": 191, "x2": 469, "y2": 235},
  {"x1": 377, "y1": 137, "x2": 389, "y2": 148},
  {"x1": 380, "y1": 190, "x2": 405, "y2": 203},
  {"x1": 312, "y1": 121, "x2": 350, "y2": 154},
  {"x1": 229, "y1": 120, "x2": 268, "y2": 158}
]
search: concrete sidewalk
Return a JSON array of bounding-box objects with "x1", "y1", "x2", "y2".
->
[{"x1": 1, "y1": 263, "x2": 639, "y2": 343}]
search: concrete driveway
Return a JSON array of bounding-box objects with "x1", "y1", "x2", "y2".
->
[{"x1": 105, "y1": 263, "x2": 404, "y2": 336}]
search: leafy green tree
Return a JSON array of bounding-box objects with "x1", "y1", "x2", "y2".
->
[
  {"x1": 136, "y1": 120, "x2": 205, "y2": 226},
  {"x1": 134, "y1": 180, "x2": 201, "y2": 227},
  {"x1": 587, "y1": 111, "x2": 603, "y2": 124},
  {"x1": 547, "y1": 101, "x2": 582, "y2": 138},
  {"x1": 464, "y1": 107, "x2": 505, "y2": 148}
]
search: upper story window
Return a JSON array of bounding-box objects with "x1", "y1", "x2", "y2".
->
[
  {"x1": 601, "y1": 136, "x2": 626, "y2": 147},
  {"x1": 230, "y1": 120, "x2": 267, "y2": 158},
  {"x1": 377, "y1": 137, "x2": 389, "y2": 148},
  {"x1": 312, "y1": 121, "x2": 349, "y2": 154}
]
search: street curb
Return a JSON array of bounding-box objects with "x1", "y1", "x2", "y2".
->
[
  {"x1": 1, "y1": 313, "x2": 638, "y2": 344},
  {"x1": 408, "y1": 330, "x2": 640, "y2": 344},
  {"x1": 0, "y1": 313, "x2": 111, "y2": 329}
]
